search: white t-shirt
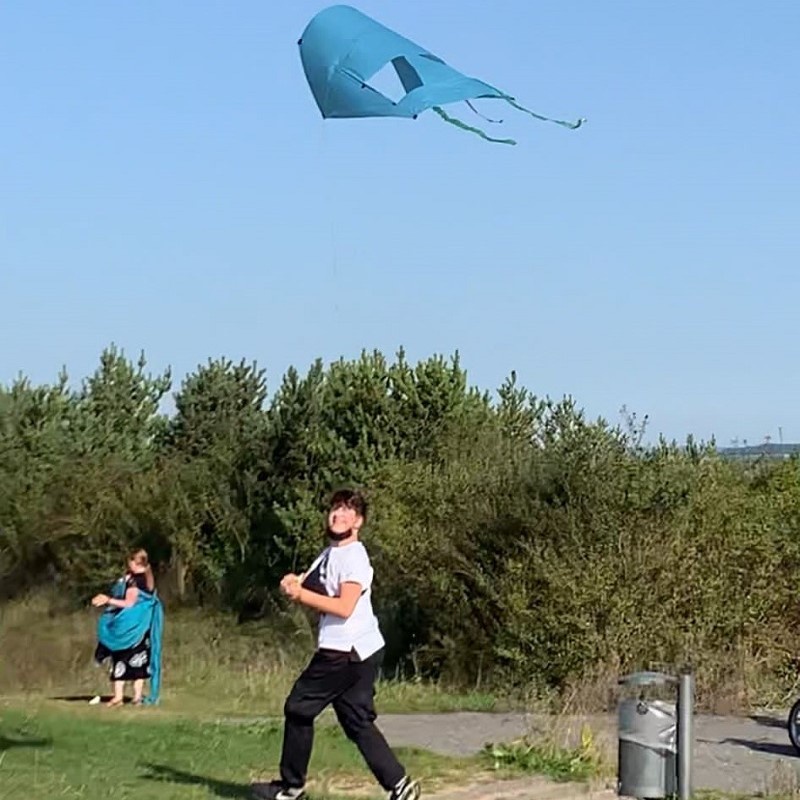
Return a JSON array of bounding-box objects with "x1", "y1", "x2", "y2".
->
[{"x1": 302, "y1": 540, "x2": 385, "y2": 660}]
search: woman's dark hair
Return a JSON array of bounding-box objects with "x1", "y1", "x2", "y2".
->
[{"x1": 328, "y1": 488, "x2": 368, "y2": 520}]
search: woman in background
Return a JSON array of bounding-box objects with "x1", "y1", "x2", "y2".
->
[{"x1": 92, "y1": 548, "x2": 163, "y2": 707}]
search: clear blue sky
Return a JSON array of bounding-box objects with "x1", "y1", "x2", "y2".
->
[{"x1": 2, "y1": 1, "x2": 798, "y2": 446}]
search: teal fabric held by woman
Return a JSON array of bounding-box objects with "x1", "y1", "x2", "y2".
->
[{"x1": 97, "y1": 577, "x2": 164, "y2": 705}]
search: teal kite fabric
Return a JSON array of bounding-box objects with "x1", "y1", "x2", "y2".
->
[
  {"x1": 298, "y1": 4, "x2": 584, "y2": 144},
  {"x1": 97, "y1": 578, "x2": 164, "y2": 705}
]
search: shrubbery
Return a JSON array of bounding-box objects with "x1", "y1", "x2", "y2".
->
[{"x1": 3, "y1": 345, "x2": 800, "y2": 702}]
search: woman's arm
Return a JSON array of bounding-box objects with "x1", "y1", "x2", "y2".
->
[
  {"x1": 288, "y1": 581, "x2": 362, "y2": 619},
  {"x1": 92, "y1": 586, "x2": 139, "y2": 609},
  {"x1": 109, "y1": 585, "x2": 139, "y2": 608}
]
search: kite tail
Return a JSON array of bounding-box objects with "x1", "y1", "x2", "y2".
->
[
  {"x1": 502, "y1": 95, "x2": 585, "y2": 129},
  {"x1": 432, "y1": 106, "x2": 516, "y2": 145}
]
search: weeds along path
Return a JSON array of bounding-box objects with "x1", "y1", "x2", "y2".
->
[{"x1": 326, "y1": 710, "x2": 800, "y2": 795}]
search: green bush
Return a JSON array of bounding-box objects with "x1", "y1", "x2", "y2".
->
[{"x1": 3, "y1": 344, "x2": 800, "y2": 707}]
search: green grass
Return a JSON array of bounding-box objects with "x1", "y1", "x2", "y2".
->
[
  {"x1": 479, "y1": 724, "x2": 609, "y2": 784},
  {"x1": 0, "y1": 597, "x2": 504, "y2": 718},
  {"x1": 0, "y1": 704, "x2": 479, "y2": 800},
  {"x1": 1, "y1": 596, "x2": 612, "y2": 798}
]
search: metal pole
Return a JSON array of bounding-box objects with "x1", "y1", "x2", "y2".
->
[{"x1": 677, "y1": 667, "x2": 694, "y2": 800}]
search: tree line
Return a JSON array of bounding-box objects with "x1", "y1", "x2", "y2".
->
[{"x1": 3, "y1": 345, "x2": 800, "y2": 698}]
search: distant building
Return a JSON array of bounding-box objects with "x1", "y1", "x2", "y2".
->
[{"x1": 718, "y1": 442, "x2": 800, "y2": 460}]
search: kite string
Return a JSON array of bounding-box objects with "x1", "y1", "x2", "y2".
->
[{"x1": 317, "y1": 121, "x2": 340, "y2": 310}]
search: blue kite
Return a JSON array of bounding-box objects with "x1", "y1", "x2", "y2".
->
[{"x1": 298, "y1": 5, "x2": 584, "y2": 145}]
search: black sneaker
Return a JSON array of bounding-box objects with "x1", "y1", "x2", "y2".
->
[
  {"x1": 250, "y1": 780, "x2": 306, "y2": 800},
  {"x1": 389, "y1": 776, "x2": 420, "y2": 800}
]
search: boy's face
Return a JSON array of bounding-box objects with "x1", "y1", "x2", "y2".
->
[{"x1": 328, "y1": 503, "x2": 362, "y2": 536}]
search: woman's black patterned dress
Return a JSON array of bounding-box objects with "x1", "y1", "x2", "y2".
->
[{"x1": 94, "y1": 573, "x2": 152, "y2": 682}]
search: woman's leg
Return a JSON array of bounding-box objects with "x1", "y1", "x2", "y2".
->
[
  {"x1": 132, "y1": 679, "x2": 145, "y2": 703},
  {"x1": 108, "y1": 681, "x2": 125, "y2": 706},
  {"x1": 107, "y1": 652, "x2": 127, "y2": 706}
]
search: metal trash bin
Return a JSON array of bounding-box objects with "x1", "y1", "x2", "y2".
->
[{"x1": 617, "y1": 671, "x2": 678, "y2": 799}]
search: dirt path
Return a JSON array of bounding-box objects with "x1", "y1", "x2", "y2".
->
[{"x1": 376, "y1": 710, "x2": 800, "y2": 795}]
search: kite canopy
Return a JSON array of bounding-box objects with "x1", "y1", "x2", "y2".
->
[{"x1": 298, "y1": 4, "x2": 584, "y2": 144}]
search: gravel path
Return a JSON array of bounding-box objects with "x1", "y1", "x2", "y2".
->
[{"x1": 375, "y1": 710, "x2": 800, "y2": 795}]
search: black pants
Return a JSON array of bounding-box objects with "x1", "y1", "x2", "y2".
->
[{"x1": 279, "y1": 647, "x2": 405, "y2": 791}]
